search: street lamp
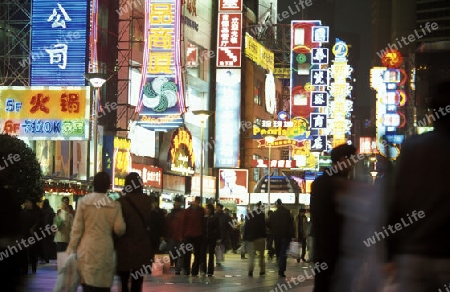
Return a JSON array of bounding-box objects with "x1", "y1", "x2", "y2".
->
[
  {"x1": 264, "y1": 134, "x2": 276, "y2": 210},
  {"x1": 192, "y1": 110, "x2": 213, "y2": 205},
  {"x1": 84, "y1": 73, "x2": 108, "y2": 177}
]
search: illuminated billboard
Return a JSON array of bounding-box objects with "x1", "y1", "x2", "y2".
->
[
  {"x1": 31, "y1": 0, "x2": 89, "y2": 86},
  {"x1": 0, "y1": 86, "x2": 90, "y2": 140},
  {"x1": 214, "y1": 69, "x2": 241, "y2": 168},
  {"x1": 219, "y1": 169, "x2": 248, "y2": 196},
  {"x1": 137, "y1": 0, "x2": 185, "y2": 131}
]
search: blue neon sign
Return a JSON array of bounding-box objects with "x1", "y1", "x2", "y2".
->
[{"x1": 31, "y1": 0, "x2": 88, "y2": 86}]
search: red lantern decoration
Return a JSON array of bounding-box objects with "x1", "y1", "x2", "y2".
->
[{"x1": 380, "y1": 49, "x2": 403, "y2": 68}]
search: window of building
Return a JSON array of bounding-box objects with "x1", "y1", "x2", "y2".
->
[
  {"x1": 253, "y1": 154, "x2": 261, "y2": 181},
  {"x1": 254, "y1": 79, "x2": 262, "y2": 106}
]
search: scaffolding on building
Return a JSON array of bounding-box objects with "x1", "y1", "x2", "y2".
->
[
  {"x1": 114, "y1": 0, "x2": 145, "y2": 137},
  {"x1": 0, "y1": 0, "x2": 31, "y2": 86}
]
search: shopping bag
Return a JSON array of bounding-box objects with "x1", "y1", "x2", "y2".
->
[
  {"x1": 57, "y1": 252, "x2": 68, "y2": 273},
  {"x1": 215, "y1": 244, "x2": 224, "y2": 262},
  {"x1": 53, "y1": 253, "x2": 80, "y2": 292},
  {"x1": 287, "y1": 241, "x2": 300, "y2": 258}
]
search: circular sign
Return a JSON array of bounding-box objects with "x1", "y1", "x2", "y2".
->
[
  {"x1": 332, "y1": 41, "x2": 348, "y2": 58},
  {"x1": 265, "y1": 73, "x2": 276, "y2": 115}
]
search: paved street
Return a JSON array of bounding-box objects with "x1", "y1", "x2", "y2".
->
[{"x1": 21, "y1": 253, "x2": 314, "y2": 292}]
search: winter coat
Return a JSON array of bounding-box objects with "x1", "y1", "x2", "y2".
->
[
  {"x1": 54, "y1": 209, "x2": 73, "y2": 243},
  {"x1": 183, "y1": 205, "x2": 204, "y2": 238},
  {"x1": 20, "y1": 208, "x2": 42, "y2": 238},
  {"x1": 202, "y1": 214, "x2": 219, "y2": 242},
  {"x1": 115, "y1": 193, "x2": 153, "y2": 271},
  {"x1": 166, "y1": 208, "x2": 185, "y2": 242},
  {"x1": 216, "y1": 211, "x2": 231, "y2": 242},
  {"x1": 67, "y1": 192, "x2": 126, "y2": 288},
  {"x1": 243, "y1": 209, "x2": 266, "y2": 241},
  {"x1": 270, "y1": 205, "x2": 294, "y2": 239}
]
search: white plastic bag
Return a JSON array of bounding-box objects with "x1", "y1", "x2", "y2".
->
[
  {"x1": 287, "y1": 241, "x2": 300, "y2": 258},
  {"x1": 53, "y1": 253, "x2": 80, "y2": 292},
  {"x1": 215, "y1": 244, "x2": 224, "y2": 262}
]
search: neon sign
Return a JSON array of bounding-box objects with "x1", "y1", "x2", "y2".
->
[
  {"x1": 31, "y1": 0, "x2": 88, "y2": 86},
  {"x1": 0, "y1": 86, "x2": 90, "y2": 140}
]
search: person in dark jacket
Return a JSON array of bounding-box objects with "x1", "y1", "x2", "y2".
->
[
  {"x1": 182, "y1": 196, "x2": 204, "y2": 276},
  {"x1": 215, "y1": 203, "x2": 231, "y2": 266},
  {"x1": 166, "y1": 196, "x2": 185, "y2": 275},
  {"x1": 310, "y1": 143, "x2": 356, "y2": 292},
  {"x1": 294, "y1": 208, "x2": 308, "y2": 262},
  {"x1": 19, "y1": 197, "x2": 42, "y2": 274},
  {"x1": 149, "y1": 195, "x2": 166, "y2": 259},
  {"x1": 385, "y1": 80, "x2": 450, "y2": 292},
  {"x1": 270, "y1": 199, "x2": 294, "y2": 277},
  {"x1": 116, "y1": 172, "x2": 153, "y2": 292},
  {"x1": 200, "y1": 203, "x2": 219, "y2": 276},
  {"x1": 40, "y1": 199, "x2": 55, "y2": 263},
  {"x1": 266, "y1": 210, "x2": 275, "y2": 259},
  {"x1": 243, "y1": 201, "x2": 266, "y2": 276}
]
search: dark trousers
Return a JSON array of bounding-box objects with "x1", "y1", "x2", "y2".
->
[
  {"x1": 20, "y1": 245, "x2": 38, "y2": 273},
  {"x1": 266, "y1": 235, "x2": 275, "y2": 256},
  {"x1": 274, "y1": 237, "x2": 290, "y2": 275},
  {"x1": 167, "y1": 239, "x2": 184, "y2": 273},
  {"x1": 299, "y1": 238, "x2": 307, "y2": 260},
  {"x1": 200, "y1": 239, "x2": 215, "y2": 275},
  {"x1": 118, "y1": 270, "x2": 144, "y2": 292},
  {"x1": 183, "y1": 235, "x2": 202, "y2": 275},
  {"x1": 82, "y1": 284, "x2": 110, "y2": 292}
]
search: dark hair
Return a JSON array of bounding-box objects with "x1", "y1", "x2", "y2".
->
[
  {"x1": 61, "y1": 196, "x2": 69, "y2": 202},
  {"x1": 206, "y1": 203, "x2": 215, "y2": 213},
  {"x1": 42, "y1": 199, "x2": 51, "y2": 208},
  {"x1": 93, "y1": 172, "x2": 110, "y2": 193},
  {"x1": 123, "y1": 172, "x2": 143, "y2": 194},
  {"x1": 330, "y1": 144, "x2": 357, "y2": 163},
  {"x1": 217, "y1": 203, "x2": 224, "y2": 209},
  {"x1": 194, "y1": 196, "x2": 201, "y2": 202}
]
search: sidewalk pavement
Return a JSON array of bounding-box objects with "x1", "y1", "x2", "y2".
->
[{"x1": 21, "y1": 253, "x2": 315, "y2": 292}]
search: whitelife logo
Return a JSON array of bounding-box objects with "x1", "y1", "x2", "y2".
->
[
  {"x1": 376, "y1": 22, "x2": 438, "y2": 58},
  {"x1": 363, "y1": 210, "x2": 425, "y2": 247}
]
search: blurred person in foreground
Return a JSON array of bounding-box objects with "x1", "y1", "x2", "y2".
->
[
  {"x1": 20, "y1": 197, "x2": 42, "y2": 274},
  {"x1": 0, "y1": 154, "x2": 22, "y2": 291},
  {"x1": 116, "y1": 172, "x2": 152, "y2": 292},
  {"x1": 40, "y1": 199, "x2": 55, "y2": 263},
  {"x1": 166, "y1": 196, "x2": 186, "y2": 275},
  {"x1": 270, "y1": 199, "x2": 294, "y2": 277},
  {"x1": 310, "y1": 144, "x2": 355, "y2": 292},
  {"x1": 215, "y1": 203, "x2": 231, "y2": 267},
  {"x1": 67, "y1": 172, "x2": 126, "y2": 292},
  {"x1": 386, "y1": 80, "x2": 450, "y2": 292},
  {"x1": 243, "y1": 201, "x2": 266, "y2": 277}
]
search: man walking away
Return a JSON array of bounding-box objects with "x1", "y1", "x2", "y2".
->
[
  {"x1": 295, "y1": 208, "x2": 308, "y2": 262},
  {"x1": 271, "y1": 199, "x2": 294, "y2": 277},
  {"x1": 244, "y1": 201, "x2": 266, "y2": 276}
]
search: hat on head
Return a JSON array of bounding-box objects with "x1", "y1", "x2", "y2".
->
[{"x1": 275, "y1": 198, "x2": 282, "y2": 205}]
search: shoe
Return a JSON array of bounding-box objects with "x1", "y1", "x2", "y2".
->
[
  {"x1": 175, "y1": 271, "x2": 180, "y2": 275},
  {"x1": 248, "y1": 272, "x2": 253, "y2": 277},
  {"x1": 278, "y1": 273, "x2": 286, "y2": 277},
  {"x1": 241, "y1": 256, "x2": 247, "y2": 259},
  {"x1": 259, "y1": 272, "x2": 265, "y2": 276},
  {"x1": 208, "y1": 274, "x2": 213, "y2": 277},
  {"x1": 192, "y1": 273, "x2": 198, "y2": 276},
  {"x1": 183, "y1": 272, "x2": 190, "y2": 275},
  {"x1": 297, "y1": 258, "x2": 300, "y2": 263}
]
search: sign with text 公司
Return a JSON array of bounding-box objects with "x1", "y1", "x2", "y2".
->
[
  {"x1": 137, "y1": 0, "x2": 185, "y2": 131},
  {"x1": 31, "y1": 0, "x2": 88, "y2": 86},
  {"x1": 0, "y1": 86, "x2": 90, "y2": 140}
]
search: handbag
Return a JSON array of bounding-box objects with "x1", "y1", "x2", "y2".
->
[{"x1": 125, "y1": 196, "x2": 152, "y2": 240}]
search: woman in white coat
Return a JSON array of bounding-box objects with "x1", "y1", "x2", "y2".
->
[{"x1": 67, "y1": 172, "x2": 126, "y2": 291}]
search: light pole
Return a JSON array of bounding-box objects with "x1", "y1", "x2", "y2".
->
[
  {"x1": 264, "y1": 134, "x2": 276, "y2": 210},
  {"x1": 192, "y1": 110, "x2": 213, "y2": 205},
  {"x1": 84, "y1": 73, "x2": 108, "y2": 177}
]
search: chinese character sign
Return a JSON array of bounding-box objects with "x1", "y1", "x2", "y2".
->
[
  {"x1": 138, "y1": 0, "x2": 185, "y2": 131},
  {"x1": 0, "y1": 86, "x2": 90, "y2": 140},
  {"x1": 31, "y1": 0, "x2": 88, "y2": 86},
  {"x1": 217, "y1": 13, "x2": 242, "y2": 67}
]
